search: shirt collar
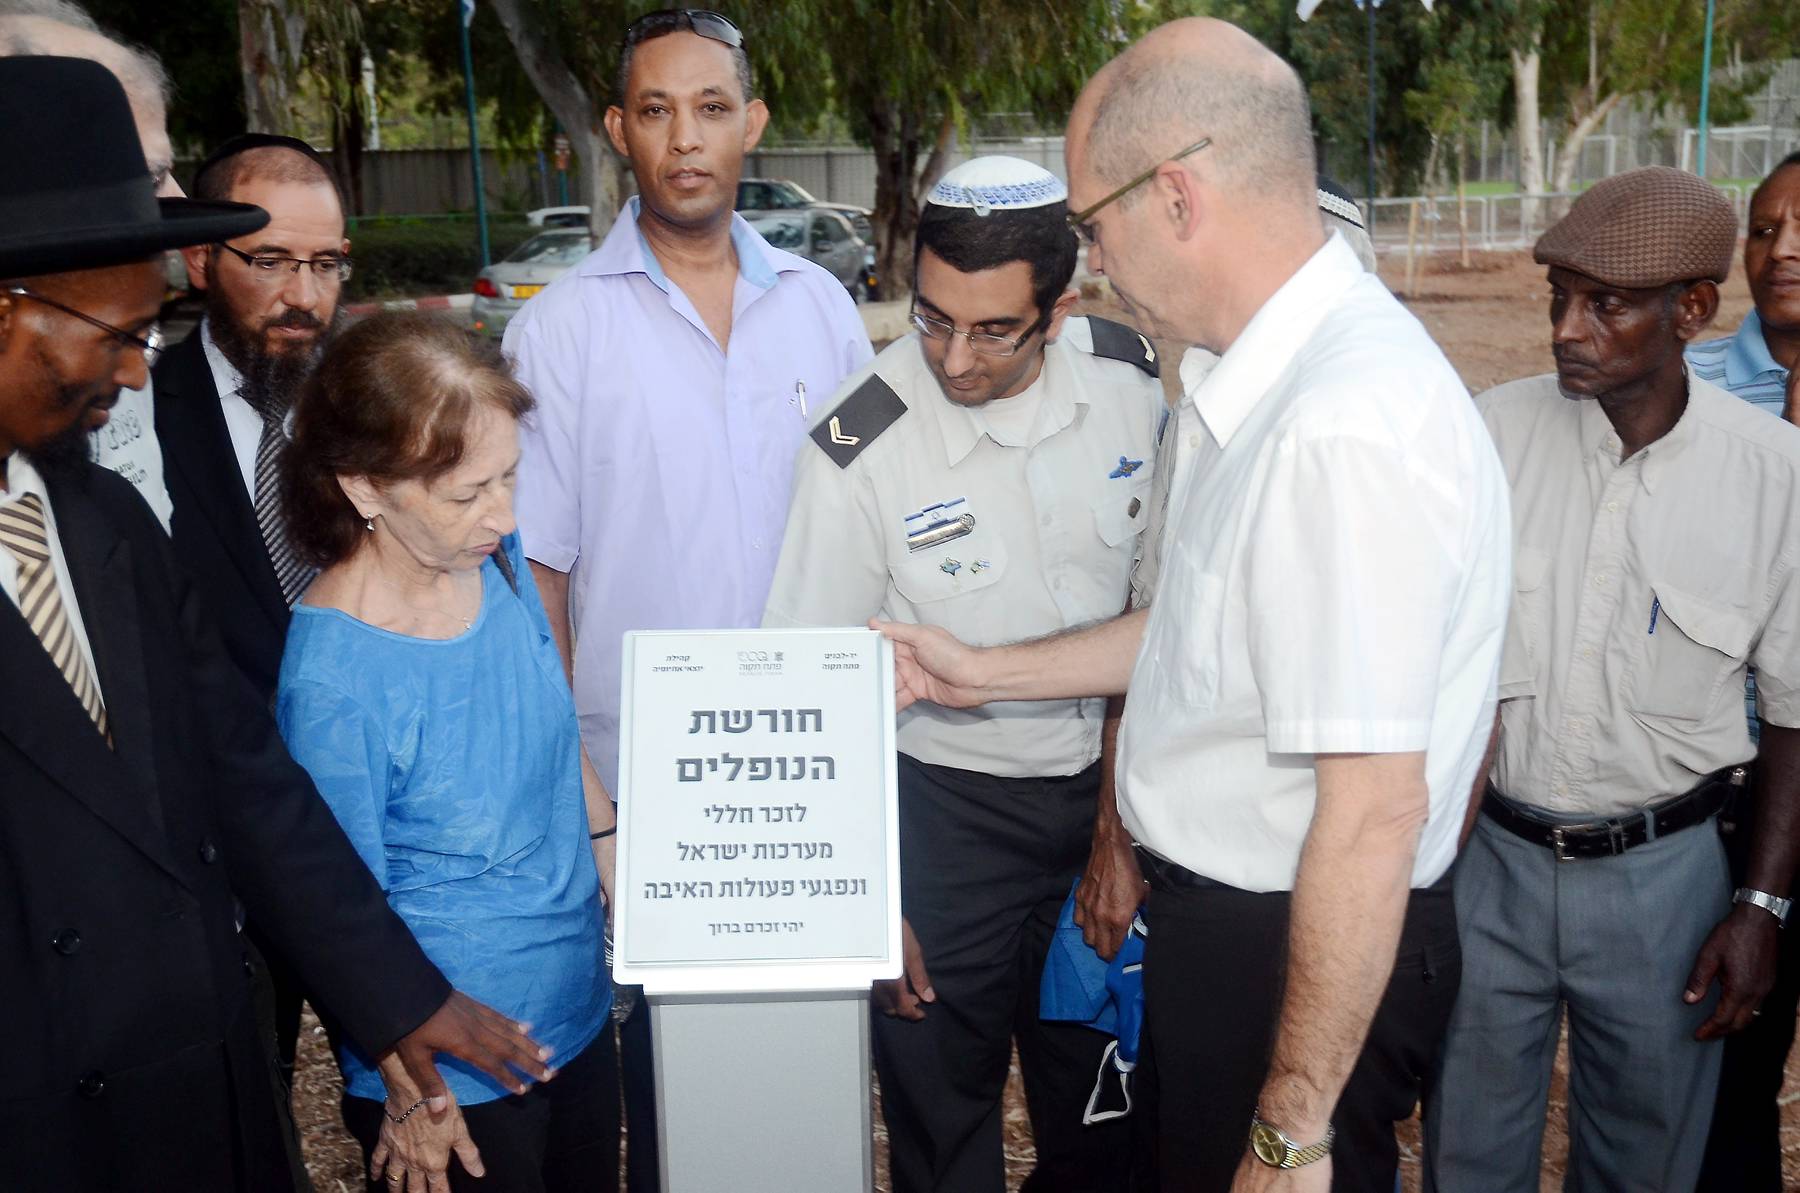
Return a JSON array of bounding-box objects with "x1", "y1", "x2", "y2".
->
[
  {"x1": 1727, "y1": 309, "x2": 1786, "y2": 389},
  {"x1": 578, "y1": 196, "x2": 789, "y2": 293},
  {"x1": 1191, "y1": 232, "x2": 1363, "y2": 448},
  {"x1": 927, "y1": 334, "x2": 1086, "y2": 467},
  {"x1": 0, "y1": 450, "x2": 48, "y2": 503},
  {"x1": 1576, "y1": 367, "x2": 1712, "y2": 495},
  {"x1": 199, "y1": 317, "x2": 246, "y2": 400}
]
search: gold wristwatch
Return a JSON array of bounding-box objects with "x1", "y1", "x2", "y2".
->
[{"x1": 1250, "y1": 1110, "x2": 1335, "y2": 1169}]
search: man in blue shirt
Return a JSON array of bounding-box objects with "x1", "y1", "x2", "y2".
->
[
  {"x1": 1693, "y1": 151, "x2": 1800, "y2": 1192},
  {"x1": 1687, "y1": 151, "x2": 1799, "y2": 421},
  {"x1": 504, "y1": 12, "x2": 870, "y2": 1190}
]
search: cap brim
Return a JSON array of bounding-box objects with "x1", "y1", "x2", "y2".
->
[{"x1": 0, "y1": 198, "x2": 268, "y2": 280}]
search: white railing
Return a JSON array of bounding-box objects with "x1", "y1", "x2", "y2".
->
[{"x1": 1358, "y1": 181, "x2": 1753, "y2": 257}]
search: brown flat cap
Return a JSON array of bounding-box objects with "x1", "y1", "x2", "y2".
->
[{"x1": 1534, "y1": 166, "x2": 1737, "y2": 288}]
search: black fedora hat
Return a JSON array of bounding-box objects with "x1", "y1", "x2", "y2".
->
[{"x1": 0, "y1": 56, "x2": 269, "y2": 279}]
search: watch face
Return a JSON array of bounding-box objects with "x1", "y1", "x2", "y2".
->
[{"x1": 1251, "y1": 1122, "x2": 1286, "y2": 1166}]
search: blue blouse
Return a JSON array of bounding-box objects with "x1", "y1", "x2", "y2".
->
[{"x1": 276, "y1": 534, "x2": 609, "y2": 1105}]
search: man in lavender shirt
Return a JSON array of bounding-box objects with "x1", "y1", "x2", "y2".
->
[{"x1": 501, "y1": 11, "x2": 869, "y2": 1189}]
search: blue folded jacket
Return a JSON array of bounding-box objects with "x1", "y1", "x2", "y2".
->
[{"x1": 1038, "y1": 878, "x2": 1146, "y2": 1122}]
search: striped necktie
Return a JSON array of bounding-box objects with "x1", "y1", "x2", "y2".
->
[
  {"x1": 0, "y1": 492, "x2": 110, "y2": 740},
  {"x1": 240, "y1": 387, "x2": 315, "y2": 605}
]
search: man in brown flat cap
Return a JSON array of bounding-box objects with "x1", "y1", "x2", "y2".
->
[{"x1": 1423, "y1": 165, "x2": 1800, "y2": 1191}]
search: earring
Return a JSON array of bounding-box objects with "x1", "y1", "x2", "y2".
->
[{"x1": 364, "y1": 514, "x2": 374, "y2": 532}]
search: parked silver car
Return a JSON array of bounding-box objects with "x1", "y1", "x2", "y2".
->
[
  {"x1": 470, "y1": 228, "x2": 592, "y2": 337},
  {"x1": 744, "y1": 209, "x2": 876, "y2": 301},
  {"x1": 738, "y1": 177, "x2": 879, "y2": 299}
]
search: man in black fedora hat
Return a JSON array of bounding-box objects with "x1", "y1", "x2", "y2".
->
[{"x1": 0, "y1": 56, "x2": 555, "y2": 1192}]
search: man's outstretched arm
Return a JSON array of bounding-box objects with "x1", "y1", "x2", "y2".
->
[{"x1": 876, "y1": 607, "x2": 1149, "y2": 710}]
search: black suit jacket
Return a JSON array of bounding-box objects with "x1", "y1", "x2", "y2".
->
[
  {"x1": 154, "y1": 328, "x2": 289, "y2": 700},
  {"x1": 0, "y1": 464, "x2": 450, "y2": 1191}
]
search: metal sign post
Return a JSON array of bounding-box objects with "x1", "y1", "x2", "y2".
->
[{"x1": 615, "y1": 628, "x2": 900, "y2": 1191}]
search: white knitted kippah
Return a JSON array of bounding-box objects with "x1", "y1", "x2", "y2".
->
[{"x1": 926, "y1": 156, "x2": 1068, "y2": 217}]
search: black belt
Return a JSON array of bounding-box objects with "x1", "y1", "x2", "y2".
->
[
  {"x1": 1483, "y1": 767, "x2": 1744, "y2": 861},
  {"x1": 1134, "y1": 845, "x2": 1223, "y2": 893},
  {"x1": 1133, "y1": 844, "x2": 1455, "y2": 893}
]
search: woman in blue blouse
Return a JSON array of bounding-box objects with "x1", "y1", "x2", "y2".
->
[{"x1": 275, "y1": 312, "x2": 616, "y2": 1193}]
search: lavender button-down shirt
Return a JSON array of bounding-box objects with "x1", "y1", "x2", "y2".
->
[{"x1": 505, "y1": 199, "x2": 872, "y2": 790}]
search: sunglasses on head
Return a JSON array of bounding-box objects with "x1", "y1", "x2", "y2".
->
[{"x1": 622, "y1": 8, "x2": 744, "y2": 50}]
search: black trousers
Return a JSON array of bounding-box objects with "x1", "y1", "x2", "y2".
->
[
  {"x1": 1695, "y1": 783, "x2": 1800, "y2": 1193},
  {"x1": 618, "y1": 993, "x2": 660, "y2": 1193},
  {"x1": 1141, "y1": 867, "x2": 1459, "y2": 1193},
  {"x1": 342, "y1": 1029, "x2": 620, "y2": 1193},
  {"x1": 872, "y1": 754, "x2": 1130, "y2": 1193}
]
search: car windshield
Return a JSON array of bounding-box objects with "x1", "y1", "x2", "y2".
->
[
  {"x1": 748, "y1": 216, "x2": 806, "y2": 250},
  {"x1": 771, "y1": 180, "x2": 816, "y2": 205},
  {"x1": 505, "y1": 231, "x2": 591, "y2": 265}
]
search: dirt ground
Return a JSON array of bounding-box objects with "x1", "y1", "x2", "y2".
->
[{"x1": 296, "y1": 250, "x2": 1787, "y2": 1192}]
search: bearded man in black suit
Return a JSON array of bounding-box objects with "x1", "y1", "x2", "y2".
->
[{"x1": 0, "y1": 54, "x2": 552, "y2": 1193}]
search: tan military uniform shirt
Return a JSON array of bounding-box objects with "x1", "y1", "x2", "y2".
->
[
  {"x1": 1130, "y1": 347, "x2": 1219, "y2": 610},
  {"x1": 764, "y1": 316, "x2": 1164, "y2": 778},
  {"x1": 1481, "y1": 373, "x2": 1800, "y2": 815}
]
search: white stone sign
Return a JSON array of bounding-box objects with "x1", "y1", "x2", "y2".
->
[{"x1": 613, "y1": 628, "x2": 901, "y2": 993}]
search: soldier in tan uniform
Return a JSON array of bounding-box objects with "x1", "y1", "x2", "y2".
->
[{"x1": 763, "y1": 156, "x2": 1162, "y2": 1193}]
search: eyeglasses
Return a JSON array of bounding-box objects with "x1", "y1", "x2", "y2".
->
[
  {"x1": 1066, "y1": 138, "x2": 1212, "y2": 247},
  {"x1": 909, "y1": 306, "x2": 1049, "y2": 358},
  {"x1": 216, "y1": 242, "x2": 353, "y2": 284},
  {"x1": 622, "y1": 8, "x2": 744, "y2": 49},
  {"x1": 5, "y1": 286, "x2": 164, "y2": 367}
]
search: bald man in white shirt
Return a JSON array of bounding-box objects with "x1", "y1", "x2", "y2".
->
[{"x1": 881, "y1": 20, "x2": 1509, "y2": 1193}]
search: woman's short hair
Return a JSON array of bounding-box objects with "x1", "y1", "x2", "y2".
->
[{"x1": 283, "y1": 311, "x2": 535, "y2": 568}]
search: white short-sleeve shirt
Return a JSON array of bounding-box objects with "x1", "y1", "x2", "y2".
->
[{"x1": 1117, "y1": 235, "x2": 1512, "y2": 893}]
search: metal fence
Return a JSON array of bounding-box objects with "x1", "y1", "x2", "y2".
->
[
  {"x1": 1454, "y1": 57, "x2": 1800, "y2": 188},
  {"x1": 743, "y1": 138, "x2": 1067, "y2": 213},
  {"x1": 1361, "y1": 182, "x2": 1756, "y2": 256}
]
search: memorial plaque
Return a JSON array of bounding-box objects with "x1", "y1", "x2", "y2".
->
[{"x1": 613, "y1": 628, "x2": 900, "y2": 993}]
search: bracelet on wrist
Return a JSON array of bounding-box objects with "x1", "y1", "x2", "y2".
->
[
  {"x1": 589, "y1": 826, "x2": 616, "y2": 841},
  {"x1": 384, "y1": 1096, "x2": 429, "y2": 1125}
]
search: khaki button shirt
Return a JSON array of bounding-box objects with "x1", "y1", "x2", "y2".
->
[
  {"x1": 763, "y1": 317, "x2": 1163, "y2": 778},
  {"x1": 1130, "y1": 347, "x2": 1219, "y2": 610},
  {"x1": 1481, "y1": 373, "x2": 1800, "y2": 815}
]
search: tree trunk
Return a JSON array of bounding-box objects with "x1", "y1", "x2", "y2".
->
[
  {"x1": 330, "y1": 92, "x2": 365, "y2": 215},
  {"x1": 330, "y1": 45, "x2": 367, "y2": 216},
  {"x1": 238, "y1": 0, "x2": 305, "y2": 133},
  {"x1": 1550, "y1": 92, "x2": 1623, "y2": 193},
  {"x1": 1457, "y1": 131, "x2": 1470, "y2": 269},
  {"x1": 916, "y1": 111, "x2": 957, "y2": 205},
  {"x1": 1511, "y1": 42, "x2": 1544, "y2": 231},
  {"x1": 870, "y1": 103, "x2": 926, "y2": 301},
  {"x1": 484, "y1": 0, "x2": 619, "y2": 235}
]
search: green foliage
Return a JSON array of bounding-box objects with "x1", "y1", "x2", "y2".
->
[
  {"x1": 346, "y1": 216, "x2": 537, "y2": 297},
  {"x1": 1219, "y1": 0, "x2": 1512, "y2": 196},
  {"x1": 85, "y1": 0, "x2": 246, "y2": 152}
]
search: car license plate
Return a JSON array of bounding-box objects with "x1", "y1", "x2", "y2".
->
[{"x1": 510, "y1": 284, "x2": 544, "y2": 300}]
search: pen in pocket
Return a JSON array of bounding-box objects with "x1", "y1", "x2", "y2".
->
[{"x1": 1648, "y1": 596, "x2": 1660, "y2": 635}]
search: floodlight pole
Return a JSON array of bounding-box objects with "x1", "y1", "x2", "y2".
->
[
  {"x1": 1695, "y1": 0, "x2": 1717, "y2": 177},
  {"x1": 459, "y1": 2, "x2": 492, "y2": 268},
  {"x1": 1366, "y1": 0, "x2": 1378, "y2": 203}
]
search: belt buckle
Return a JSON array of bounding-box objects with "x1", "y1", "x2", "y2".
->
[{"x1": 1551, "y1": 827, "x2": 1576, "y2": 862}]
